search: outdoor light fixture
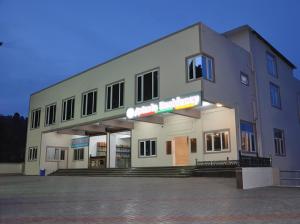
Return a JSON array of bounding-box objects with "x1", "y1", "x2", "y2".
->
[
  {"x1": 216, "y1": 103, "x2": 223, "y2": 107},
  {"x1": 126, "y1": 93, "x2": 201, "y2": 119}
]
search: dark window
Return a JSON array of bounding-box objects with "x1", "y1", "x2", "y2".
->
[
  {"x1": 31, "y1": 109, "x2": 41, "y2": 129},
  {"x1": 274, "y1": 129, "x2": 285, "y2": 156},
  {"x1": 28, "y1": 147, "x2": 37, "y2": 161},
  {"x1": 136, "y1": 69, "x2": 159, "y2": 103},
  {"x1": 74, "y1": 148, "x2": 84, "y2": 160},
  {"x1": 190, "y1": 138, "x2": 197, "y2": 153},
  {"x1": 166, "y1": 141, "x2": 172, "y2": 155},
  {"x1": 214, "y1": 133, "x2": 221, "y2": 151},
  {"x1": 62, "y1": 97, "x2": 75, "y2": 121},
  {"x1": 270, "y1": 83, "x2": 281, "y2": 109},
  {"x1": 106, "y1": 81, "x2": 124, "y2": 110},
  {"x1": 205, "y1": 131, "x2": 230, "y2": 152},
  {"x1": 82, "y1": 90, "x2": 97, "y2": 116},
  {"x1": 240, "y1": 121, "x2": 256, "y2": 153},
  {"x1": 266, "y1": 52, "x2": 277, "y2": 77},
  {"x1": 60, "y1": 150, "x2": 65, "y2": 160},
  {"x1": 139, "y1": 139, "x2": 156, "y2": 157},
  {"x1": 240, "y1": 72, "x2": 249, "y2": 86},
  {"x1": 45, "y1": 104, "x2": 56, "y2": 126}
]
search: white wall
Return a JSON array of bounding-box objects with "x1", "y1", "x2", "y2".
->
[
  {"x1": 132, "y1": 107, "x2": 237, "y2": 167},
  {"x1": 0, "y1": 163, "x2": 24, "y2": 174}
]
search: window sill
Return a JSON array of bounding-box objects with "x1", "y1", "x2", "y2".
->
[{"x1": 204, "y1": 150, "x2": 231, "y2": 154}]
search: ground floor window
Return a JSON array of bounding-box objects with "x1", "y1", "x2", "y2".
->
[
  {"x1": 205, "y1": 130, "x2": 229, "y2": 152},
  {"x1": 139, "y1": 139, "x2": 156, "y2": 157},
  {"x1": 28, "y1": 147, "x2": 37, "y2": 161},
  {"x1": 274, "y1": 129, "x2": 285, "y2": 156},
  {"x1": 240, "y1": 121, "x2": 256, "y2": 153},
  {"x1": 190, "y1": 138, "x2": 197, "y2": 153},
  {"x1": 74, "y1": 148, "x2": 84, "y2": 160},
  {"x1": 46, "y1": 147, "x2": 66, "y2": 161}
]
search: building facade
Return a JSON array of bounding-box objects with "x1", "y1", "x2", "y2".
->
[{"x1": 25, "y1": 23, "x2": 300, "y2": 175}]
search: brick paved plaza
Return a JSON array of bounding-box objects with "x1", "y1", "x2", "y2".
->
[{"x1": 0, "y1": 176, "x2": 300, "y2": 224}]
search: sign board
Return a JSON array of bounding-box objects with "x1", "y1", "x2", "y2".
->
[
  {"x1": 126, "y1": 93, "x2": 201, "y2": 119},
  {"x1": 71, "y1": 137, "x2": 89, "y2": 148}
]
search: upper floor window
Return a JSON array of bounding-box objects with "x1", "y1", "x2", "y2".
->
[
  {"x1": 106, "y1": 80, "x2": 124, "y2": 110},
  {"x1": 28, "y1": 147, "x2": 37, "y2": 161},
  {"x1": 30, "y1": 109, "x2": 41, "y2": 129},
  {"x1": 136, "y1": 69, "x2": 159, "y2": 103},
  {"x1": 240, "y1": 72, "x2": 249, "y2": 86},
  {"x1": 266, "y1": 52, "x2": 277, "y2": 77},
  {"x1": 187, "y1": 55, "x2": 214, "y2": 82},
  {"x1": 240, "y1": 121, "x2": 256, "y2": 153},
  {"x1": 82, "y1": 89, "x2": 97, "y2": 116},
  {"x1": 62, "y1": 97, "x2": 75, "y2": 121},
  {"x1": 274, "y1": 128, "x2": 285, "y2": 156},
  {"x1": 45, "y1": 103, "x2": 56, "y2": 126},
  {"x1": 270, "y1": 82, "x2": 281, "y2": 109},
  {"x1": 205, "y1": 130, "x2": 229, "y2": 152},
  {"x1": 139, "y1": 138, "x2": 156, "y2": 157}
]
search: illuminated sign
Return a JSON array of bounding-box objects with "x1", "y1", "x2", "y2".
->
[{"x1": 126, "y1": 93, "x2": 201, "y2": 119}]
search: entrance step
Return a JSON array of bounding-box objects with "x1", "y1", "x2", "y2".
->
[
  {"x1": 192, "y1": 167, "x2": 237, "y2": 178},
  {"x1": 49, "y1": 166, "x2": 195, "y2": 178}
]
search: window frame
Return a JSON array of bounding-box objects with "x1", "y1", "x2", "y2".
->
[
  {"x1": 240, "y1": 72, "x2": 249, "y2": 86},
  {"x1": 190, "y1": 138, "x2": 197, "y2": 153},
  {"x1": 61, "y1": 96, "x2": 75, "y2": 122},
  {"x1": 166, "y1": 140, "x2": 172, "y2": 155},
  {"x1": 45, "y1": 103, "x2": 57, "y2": 126},
  {"x1": 30, "y1": 108, "x2": 41, "y2": 129},
  {"x1": 273, "y1": 128, "x2": 286, "y2": 156},
  {"x1": 138, "y1": 138, "x2": 157, "y2": 158},
  {"x1": 105, "y1": 79, "x2": 125, "y2": 111},
  {"x1": 186, "y1": 53, "x2": 215, "y2": 83},
  {"x1": 28, "y1": 146, "x2": 38, "y2": 161},
  {"x1": 135, "y1": 68, "x2": 159, "y2": 104},
  {"x1": 45, "y1": 147, "x2": 67, "y2": 162},
  {"x1": 269, "y1": 82, "x2": 281, "y2": 109},
  {"x1": 81, "y1": 89, "x2": 97, "y2": 117},
  {"x1": 204, "y1": 129, "x2": 230, "y2": 153},
  {"x1": 240, "y1": 121, "x2": 257, "y2": 153},
  {"x1": 74, "y1": 148, "x2": 85, "y2": 161},
  {"x1": 266, "y1": 51, "x2": 278, "y2": 78}
]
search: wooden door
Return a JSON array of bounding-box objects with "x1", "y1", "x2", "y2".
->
[{"x1": 174, "y1": 136, "x2": 189, "y2": 166}]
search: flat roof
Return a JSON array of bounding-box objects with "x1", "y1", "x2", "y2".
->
[{"x1": 224, "y1": 25, "x2": 296, "y2": 69}]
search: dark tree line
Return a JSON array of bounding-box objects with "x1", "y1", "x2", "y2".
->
[{"x1": 0, "y1": 113, "x2": 27, "y2": 162}]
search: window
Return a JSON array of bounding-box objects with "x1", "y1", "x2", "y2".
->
[
  {"x1": 45, "y1": 104, "x2": 56, "y2": 126},
  {"x1": 240, "y1": 72, "x2": 249, "y2": 86},
  {"x1": 166, "y1": 141, "x2": 172, "y2": 155},
  {"x1": 28, "y1": 147, "x2": 37, "y2": 161},
  {"x1": 139, "y1": 139, "x2": 156, "y2": 157},
  {"x1": 74, "y1": 148, "x2": 84, "y2": 160},
  {"x1": 62, "y1": 97, "x2": 75, "y2": 121},
  {"x1": 240, "y1": 121, "x2": 256, "y2": 153},
  {"x1": 266, "y1": 52, "x2": 277, "y2": 77},
  {"x1": 274, "y1": 129, "x2": 285, "y2": 156},
  {"x1": 30, "y1": 109, "x2": 41, "y2": 129},
  {"x1": 136, "y1": 69, "x2": 159, "y2": 103},
  {"x1": 187, "y1": 55, "x2": 214, "y2": 82},
  {"x1": 82, "y1": 90, "x2": 97, "y2": 116},
  {"x1": 270, "y1": 83, "x2": 281, "y2": 108},
  {"x1": 106, "y1": 80, "x2": 124, "y2": 110},
  {"x1": 205, "y1": 130, "x2": 229, "y2": 152},
  {"x1": 46, "y1": 147, "x2": 66, "y2": 161},
  {"x1": 190, "y1": 138, "x2": 197, "y2": 153}
]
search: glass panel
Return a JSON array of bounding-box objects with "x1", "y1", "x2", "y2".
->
[
  {"x1": 251, "y1": 134, "x2": 256, "y2": 152},
  {"x1": 213, "y1": 133, "x2": 221, "y2": 151},
  {"x1": 71, "y1": 98, "x2": 75, "y2": 118},
  {"x1": 221, "y1": 132, "x2": 229, "y2": 150},
  {"x1": 202, "y1": 56, "x2": 207, "y2": 79},
  {"x1": 143, "y1": 72, "x2": 153, "y2": 101},
  {"x1": 195, "y1": 56, "x2": 203, "y2": 79},
  {"x1": 140, "y1": 141, "x2": 144, "y2": 156},
  {"x1": 83, "y1": 94, "x2": 87, "y2": 115},
  {"x1": 120, "y1": 82, "x2": 124, "y2": 106},
  {"x1": 112, "y1": 83, "x2": 120, "y2": 109},
  {"x1": 80, "y1": 149, "x2": 84, "y2": 160},
  {"x1": 206, "y1": 134, "x2": 212, "y2": 151},
  {"x1": 207, "y1": 57, "x2": 213, "y2": 81},
  {"x1": 107, "y1": 86, "x2": 111, "y2": 109},
  {"x1": 153, "y1": 71, "x2": 158, "y2": 98},
  {"x1": 188, "y1": 58, "x2": 194, "y2": 80},
  {"x1": 93, "y1": 91, "x2": 97, "y2": 113},
  {"x1": 191, "y1": 138, "x2": 197, "y2": 153},
  {"x1": 151, "y1": 140, "x2": 156, "y2": 156},
  {"x1": 146, "y1": 140, "x2": 151, "y2": 156},
  {"x1": 87, "y1": 92, "x2": 93, "y2": 115},
  {"x1": 137, "y1": 76, "x2": 142, "y2": 102},
  {"x1": 62, "y1": 101, "x2": 66, "y2": 120},
  {"x1": 60, "y1": 150, "x2": 65, "y2": 160},
  {"x1": 66, "y1": 99, "x2": 72, "y2": 120}
]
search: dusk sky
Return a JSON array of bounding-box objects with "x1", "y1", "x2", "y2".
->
[{"x1": 1, "y1": 0, "x2": 299, "y2": 116}]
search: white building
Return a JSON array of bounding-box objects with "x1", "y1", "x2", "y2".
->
[{"x1": 25, "y1": 23, "x2": 300, "y2": 175}]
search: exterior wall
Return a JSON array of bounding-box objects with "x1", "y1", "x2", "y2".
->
[
  {"x1": 0, "y1": 163, "x2": 24, "y2": 174},
  {"x1": 25, "y1": 24, "x2": 202, "y2": 175},
  {"x1": 132, "y1": 107, "x2": 237, "y2": 167}
]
